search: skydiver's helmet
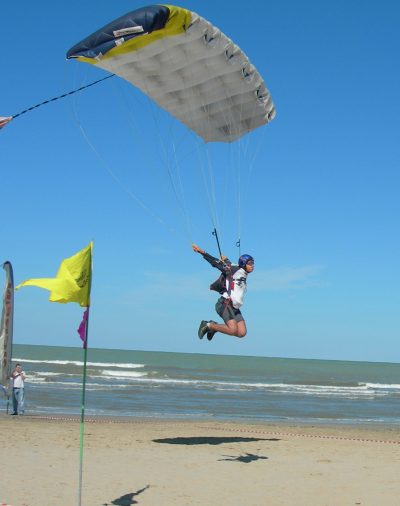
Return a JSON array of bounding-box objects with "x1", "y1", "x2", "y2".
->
[{"x1": 238, "y1": 254, "x2": 254, "y2": 268}]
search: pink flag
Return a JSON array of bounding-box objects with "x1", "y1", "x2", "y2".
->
[
  {"x1": 77, "y1": 309, "x2": 89, "y2": 348},
  {"x1": 0, "y1": 116, "x2": 12, "y2": 129}
]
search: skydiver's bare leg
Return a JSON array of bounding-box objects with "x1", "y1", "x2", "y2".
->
[{"x1": 209, "y1": 320, "x2": 247, "y2": 338}]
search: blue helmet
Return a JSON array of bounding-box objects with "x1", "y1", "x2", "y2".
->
[{"x1": 238, "y1": 254, "x2": 254, "y2": 268}]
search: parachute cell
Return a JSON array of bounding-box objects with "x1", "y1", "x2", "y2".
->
[{"x1": 66, "y1": 4, "x2": 276, "y2": 143}]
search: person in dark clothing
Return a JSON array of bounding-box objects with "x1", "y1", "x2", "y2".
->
[{"x1": 192, "y1": 243, "x2": 254, "y2": 340}]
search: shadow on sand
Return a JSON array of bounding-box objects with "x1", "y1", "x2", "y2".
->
[
  {"x1": 219, "y1": 452, "x2": 269, "y2": 463},
  {"x1": 103, "y1": 485, "x2": 150, "y2": 505},
  {"x1": 152, "y1": 436, "x2": 280, "y2": 445}
]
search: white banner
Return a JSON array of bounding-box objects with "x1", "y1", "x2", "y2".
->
[{"x1": 0, "y1": 261, "x2": 14, "y2": 390}]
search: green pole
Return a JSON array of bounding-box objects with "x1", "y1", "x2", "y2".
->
[{"x1": 78, "y1": 307, "x2": 90, "y2": 506}]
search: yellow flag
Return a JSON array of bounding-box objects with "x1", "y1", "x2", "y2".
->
[{"x1": 16, "y1": 242, "x2": 92, "y2": 307}]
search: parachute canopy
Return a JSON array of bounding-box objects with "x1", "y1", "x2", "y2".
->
[{"x1": 67, "y1": 4, "x2": 275, "y2": 143}]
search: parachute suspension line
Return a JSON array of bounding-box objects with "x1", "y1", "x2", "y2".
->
[
  {"x1": 227, "y1": 111, "x2": 243, "y2": 255},
  {"x1": 171, "y1": 136, "x2": 193, "y2": 242},
  {"x1": 229, "y1": 83, "x2": 268, "y2": 253},
  {"x1": 12, "y1": 74, "x2": 115, "y2": 120},
  {"x1": 233, "y1": 140, "x2": 242, "y2": 256},
  {"x1": 177, "y1": 31, "x2": 256, "y2": 253},
  {"x1": 235, "y1": 85, "x2": 257, "y2": 253},
  {"x1": 191, "y1": 78, "x2": 225, "y2": 248},
  {"x1": 234, "y1": 112, "x2": 268, "y2": 254},
  {"x1": 102, "y1": 57, "x2": 193, "y2": 245},
  {"x1": 212, "y1": 228, "x2": 223, "y2": 259},
  {"x1": 159, "y1": 107, "x2": 193, "y2": 244},
  {"x1": 64, "y1": 5, "x2": 276, "y2": 253},
  {"x1": 192, "y1": 137, "x2": 220, "y2": 235},
  {"x1": 193, "y1": 134, "x2": 224, "y2": 250},
  {"x1": 132, "y1": 50, "x2": 194, "y2": 246},
  {"x1": 201, "y1": 55, "x2": 250, "y2": 253},
  {"x1": 110, "y1": 77, "x2": 196, "y2": 242},
  {"x1": 242, "y1": 124, "x2": 267, "y2": 204},
  {"x1": 112, "y1": 78, "x2": 155, "y2": 158},
  {"x1": 171, "y1": 50, "x2": 220, "y2": 243},
  {"x1": 219, "y1": 61, "x2": 253, "y2": 251},
  {"x1": 69, "y1": 74, "x2": 179, "y2": 237},
  {"x1": 206, "y1": 146, "x2": 221, "y2": 232},
  {"x1": 236, "y1": 238, "x2": 241, "y2": 257},
  {"x1": 183, "y1": 50, "x2": 221, "y2": 239}
]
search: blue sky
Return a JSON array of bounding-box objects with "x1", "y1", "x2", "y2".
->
[{"x1": 1, "y1": 1, "x2": 399, "y2": 362}]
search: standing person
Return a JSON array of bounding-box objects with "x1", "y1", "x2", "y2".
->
[
  {"x1": 192, "y1": 244, "x2": 254, "y2": 340},
  {"x1": 10, "y1": 363, "x2": 25, "y2": 415}
]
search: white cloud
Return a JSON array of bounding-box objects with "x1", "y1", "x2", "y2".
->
[
  {"x1": 116, "y1": 265, "x2": 323, "y2": 306},
  {"x1": 115, "y1": 271, "x2": 211, "y2": 305},
  {"x1": 250, "y1": 265, "x2": 323, "y2": 291}
]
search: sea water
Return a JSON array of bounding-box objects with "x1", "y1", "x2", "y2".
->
[{"x1": 2, "y1": 344, "x2": 400, "y2": 426}]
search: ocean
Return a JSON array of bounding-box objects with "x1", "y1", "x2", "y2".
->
[{"x1": 2, "y1": 344, "x2": 400, "y2": 426}]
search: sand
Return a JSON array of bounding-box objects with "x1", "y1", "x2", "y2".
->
[{"x1": 0, "y1": 415, "x2": 399, "y2": 506}]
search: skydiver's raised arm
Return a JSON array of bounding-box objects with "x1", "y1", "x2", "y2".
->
[{"x1": 192, "y1": 243, "x2": 231, "y2": 272}]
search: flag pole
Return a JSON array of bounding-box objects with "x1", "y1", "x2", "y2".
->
[
  {"x1": 13, "y1": 241, "x2": 93, "y2": 506},
  {"x1": 78, "y1": 306, "x2": 90, "y2": 506}
]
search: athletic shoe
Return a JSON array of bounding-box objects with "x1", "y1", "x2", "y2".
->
[
  {"x1": 198, "y1": 320, "x2": 209, "y2": 339},
  {"x1": 207, "y1": 321, "x2": 217, "y2": 341}
]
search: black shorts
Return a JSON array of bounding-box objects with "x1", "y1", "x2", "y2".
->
[{"x1": 215, "y1": 297, "x2": 244, "y2": 324}]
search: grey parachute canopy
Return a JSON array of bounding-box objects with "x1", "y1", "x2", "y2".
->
[{"x1": 67, "y1": 4, "x2": 276, "y2": 143}]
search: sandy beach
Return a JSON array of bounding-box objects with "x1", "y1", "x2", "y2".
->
[{"x1": 0, "y1": 415, "x2": 399, "y2": 506}]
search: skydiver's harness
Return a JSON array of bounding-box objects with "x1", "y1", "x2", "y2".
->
[{"x1": 202, "y1": 252, "x2": 237, "y2": 307}]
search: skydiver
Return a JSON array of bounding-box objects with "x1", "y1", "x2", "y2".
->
[{"x1": 192, "y1": 243, "x2": 254, "y2": 340}]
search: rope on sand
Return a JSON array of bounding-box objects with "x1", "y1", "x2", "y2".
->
[
  {"x1": 10, "y1": 414, "x2": 400, "y2": 445},
  {"x1": 203, "y1": 425, "x2": 400, "y2": 445},
  {"x1": 1, "y1": 503, "x2": 29, "y2": 505}
]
